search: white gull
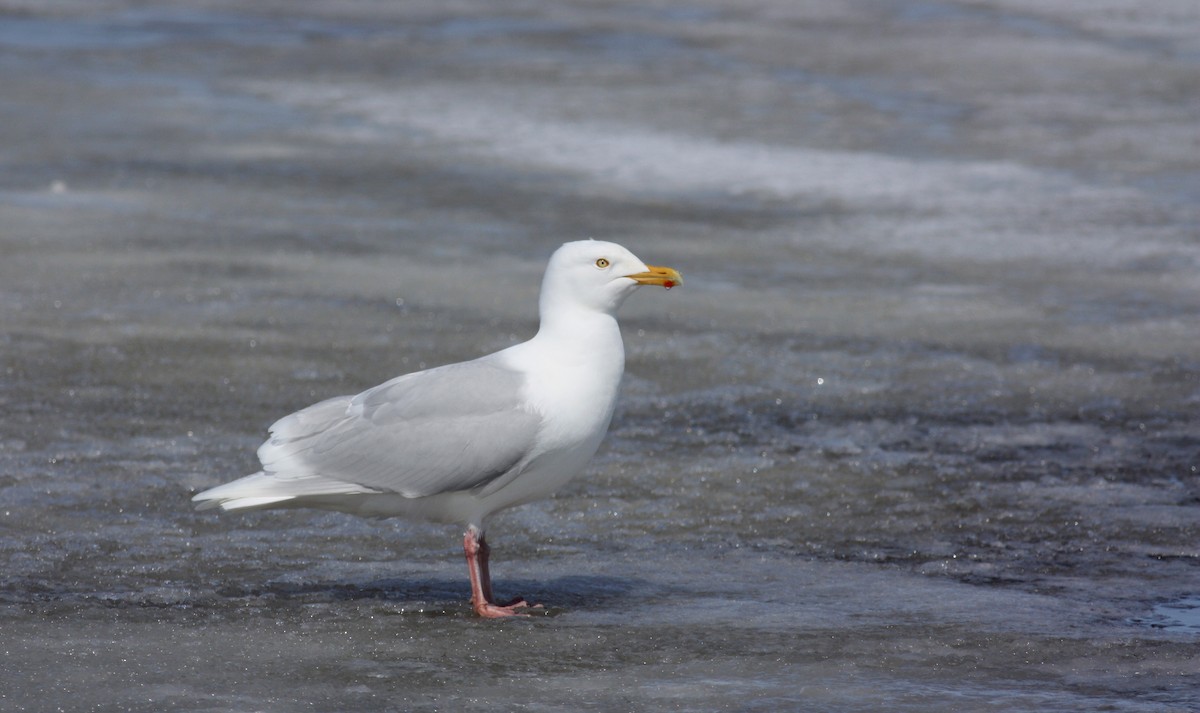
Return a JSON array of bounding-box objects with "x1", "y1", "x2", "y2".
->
[{"x1": 193, "y1": 240, "x2": 682, "y2": 617}]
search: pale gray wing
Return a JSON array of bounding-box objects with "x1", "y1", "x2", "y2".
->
[{"x1": 257, "y1": 357, "x2": 543, "y2": 498}]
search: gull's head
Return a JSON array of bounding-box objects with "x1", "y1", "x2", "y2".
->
[{"x1": 539, "y1": 240, "x2": 683, "y2": 317}]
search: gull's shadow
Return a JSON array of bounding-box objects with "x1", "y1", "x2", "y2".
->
[{"x1": 216, "y1": 574, "x2": 648, "y2": 616}]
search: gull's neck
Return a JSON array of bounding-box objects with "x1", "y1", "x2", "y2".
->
[
  {"x1": 532, "y1": 304, "x2": 624, "y2": 359},
  {"x1": 503, "y1": 277, "x2": 635, "y2": 378}
]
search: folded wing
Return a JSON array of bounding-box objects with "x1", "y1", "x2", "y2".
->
[{"x1": 196, "y1": 357, "x2": 543, "y2": 509}]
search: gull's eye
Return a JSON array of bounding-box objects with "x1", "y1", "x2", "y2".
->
[{"x1": 595, "y1": 258, "x2": 610, "y2": 269}]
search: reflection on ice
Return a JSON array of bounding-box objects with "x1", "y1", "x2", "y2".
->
[{"x1": 1136, "y1": 596, "x2": 1200, "y2": 634}]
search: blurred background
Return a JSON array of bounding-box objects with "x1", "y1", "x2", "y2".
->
[{"x1": 1, "y1": 1, "x2": 1198, "y2": 710}]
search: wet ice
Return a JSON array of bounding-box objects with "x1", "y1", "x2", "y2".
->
[{"x1": 2, "y1": 1, "x2": 1200, "y2": 711}]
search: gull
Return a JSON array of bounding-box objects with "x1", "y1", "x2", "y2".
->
[{"x1": 193, "y1": 240, "x2": 682, "y2": 618}]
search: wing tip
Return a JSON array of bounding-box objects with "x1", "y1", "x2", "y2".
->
[
  {"x1": 191, "y1": 492, "x2": 297, "y2": 512},
  {"x1": 192, "y1": 472, "x2": 297, "y2": 512}
]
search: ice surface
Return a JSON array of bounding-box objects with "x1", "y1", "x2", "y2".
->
[{"x1": 1, "y1": 1, "x2": 1198, "y2": 711}]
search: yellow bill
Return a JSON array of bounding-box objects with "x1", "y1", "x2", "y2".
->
[{"x1": 628, "y1": 265, "x2": 683, "y2": 289}]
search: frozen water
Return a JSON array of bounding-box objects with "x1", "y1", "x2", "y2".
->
[
  {"x1": 2, "y1": 1, "x2": 1199, "y2": 711},
  {"x1": 1136, "y1": 596, "x2": 1200, "y2": 634}
]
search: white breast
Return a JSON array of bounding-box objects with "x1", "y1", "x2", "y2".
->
[{"x1": 481, "y1": 313, "x2": 626, "y2": 510}]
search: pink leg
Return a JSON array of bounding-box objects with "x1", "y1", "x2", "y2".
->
[
  {"x1": 463, "y1": 526, "x2": 538, "y2": 618},
  {"x1": 476, "y1": 533, "x2": 495, "y2": 603}
]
